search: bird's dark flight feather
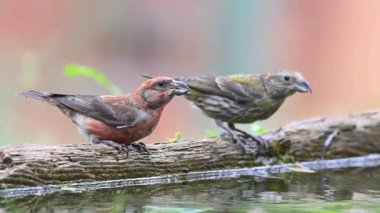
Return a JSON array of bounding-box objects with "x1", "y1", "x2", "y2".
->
[
  {"x1": 20, "y1": 90, "x2": 142, "y2": 127},
  {"x1": 177, "y1": 75, "x2": 263, "y2": 103}
]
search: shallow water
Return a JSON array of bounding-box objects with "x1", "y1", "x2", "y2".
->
[{"x1": 1, "y1": 167, "x2": 379, "y2": 213}]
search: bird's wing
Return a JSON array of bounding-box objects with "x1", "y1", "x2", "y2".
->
[
  {"x1": 57, "y1": 95, "x2": 144, "y2": 128},
  {"x1": 181, "y1": 75, "x2": 264, "y2": 102}
]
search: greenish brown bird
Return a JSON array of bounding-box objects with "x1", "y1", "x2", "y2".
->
[{"x1": 143, "y1": 70, "x2": 312, "y2": 153}]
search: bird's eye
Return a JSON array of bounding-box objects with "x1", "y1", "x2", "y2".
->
[
  {"x1": 283, "y1": 76, "x2": 290, "y2": 81},
  {"x1": 157, "y1": 81, "x2": 166, "y2": 87}
]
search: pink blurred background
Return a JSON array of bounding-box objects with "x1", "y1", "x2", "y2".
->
[{"x1": 1, "y1": 1, "x2": 379, "y2": 145}]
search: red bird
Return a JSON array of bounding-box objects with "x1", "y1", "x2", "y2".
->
[{"x1": 20, "y1": 77, "x2": 189, "y2": 156}]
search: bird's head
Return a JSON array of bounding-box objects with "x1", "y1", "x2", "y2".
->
[
  {"x1": 137, "y1": 77, "x2": 189, "y2": 109},
  {"x1": 263, "y1": 70, "x2": 312, "y2": 99}
]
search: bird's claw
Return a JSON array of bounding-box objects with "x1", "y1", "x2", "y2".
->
[
  {"x1": 130, "y1": 142, "x2": 150, "y2": 156},
  {"x1": 242, "y1": 134, "x2": 269, "y2": 153},
  {"x1": 115, "y1": 144, "x2": 130, "y2": 155},
  {"x1": 224, "y1": 131, "x2": 269, "y2": 154},
  {"x1": 113, "y1": 142, "x2": 150, "y2": 158},
  {"x1": 228, "y1": 132, "x2": 254, "y2": 154},
  {"x1": 92, "y1": 139, "x2": 150, "y2": 158},
  {"x1": 94, "y1": 140, "x2": 131, "y2": 158}
]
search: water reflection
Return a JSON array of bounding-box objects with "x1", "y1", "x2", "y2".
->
[{"x1": 1, "y1": 168, "x2": 379, "y2": 212}]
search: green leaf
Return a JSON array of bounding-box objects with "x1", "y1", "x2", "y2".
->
[
  {"x1": 64, "y1": 64, "x2": 122, "y2": 95},
  {"x1": 250, "y1": 123, "x2": 267, "y2": 135},
  {"x1": 167, "y1": 132, "x2": 182, "y2": 143},
  {"x1": 64, "y1": 64, "x2": 108, "y2": 84},
  {"x1": 204, "y1": 129, "x2": 219, "y2": 138}
]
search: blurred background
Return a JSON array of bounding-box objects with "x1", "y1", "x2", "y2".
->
[{"x1": 0, "y1": 0, "x2": 379, "y2": 145}]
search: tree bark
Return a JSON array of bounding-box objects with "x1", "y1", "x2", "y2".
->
[{"x1": 1, "y1": 109, "x2": 380, "y2": 189}]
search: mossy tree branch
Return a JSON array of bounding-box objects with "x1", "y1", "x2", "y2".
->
[{"x1": 1, "y1": 110, "x2": 380, "y2": 189}]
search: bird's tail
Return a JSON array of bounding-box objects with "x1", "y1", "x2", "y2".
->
[
  {"x1": 19, "y1": 90, "x2": 51, "y2": 100},
  {"x1": 19, "y1": 90, "x2": 61, "y2": 105}
]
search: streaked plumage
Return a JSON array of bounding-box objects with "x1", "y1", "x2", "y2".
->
[
  {"x1": 177, "y1": 70, "x2": 312, "y2": 152},
  {"x1": 19, "y1": 77, "x2": 189, "y2": 156}
]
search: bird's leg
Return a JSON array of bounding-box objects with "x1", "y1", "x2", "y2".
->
[
  {"x1": 91, "y1": 138, "x2": 150, "y2": 157},
  {"x1": 215, "y1": 120, "x2": 252, "y2": 153},
  {"x1": 227, "y1": 123, "x2": 269, "y2": 151},
  {"x1": 90, "y1": 137, "x2": 130, "y2": 157},
  {"x1": 130, "y1": 142, "x2": 150, "y2": 156}
]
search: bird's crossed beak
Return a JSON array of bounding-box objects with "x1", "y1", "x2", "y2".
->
[
  {"x1": 171, "y1": 80, "x2": 189, "y2": 96},
  {"x1": 141, "y1": 74, "x2": 189, "y2": 95},
  {"x1": 295, "y1": 79, "x2": 312, "y2": 93}
]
